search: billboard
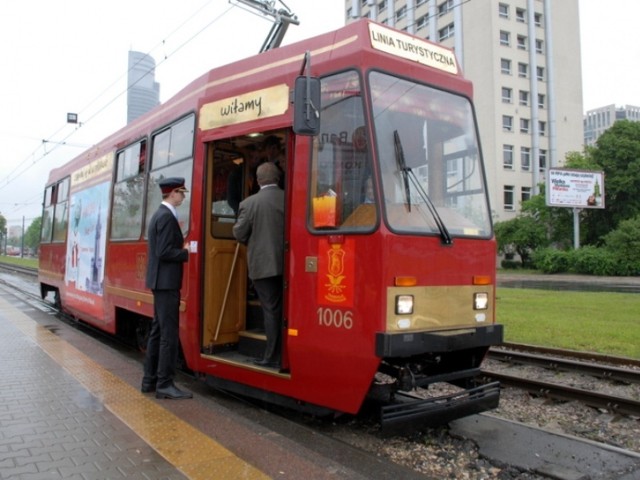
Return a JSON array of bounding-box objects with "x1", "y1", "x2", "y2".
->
[{"x1": 546, "y1": 168, "x2": 605, "y2": 209}]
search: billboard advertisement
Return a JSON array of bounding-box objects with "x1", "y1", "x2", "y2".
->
[{"x1": 546, "y1": 168, "x2": 605, "y2": 209}]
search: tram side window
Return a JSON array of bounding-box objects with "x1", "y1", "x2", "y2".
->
[
  {"x1": 145, "y1": 114, "x2": 195, "y2": 236},
  {"x1": 111, "y1": 141, "x2": 146, "y2": 240},
  {"x1": 41, "y1": 185, "x2": 55, "y2": 243},
  {"x1": 44, "y1": 178, "x2": 70, "y2": 244},
  {"x1": 309, "y1": 70, "x2": 376, "y2": 232}
]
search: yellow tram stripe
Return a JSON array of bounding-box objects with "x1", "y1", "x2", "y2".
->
[{"x1": 0, "y1": 295, "x2": 268, "y2": 480}]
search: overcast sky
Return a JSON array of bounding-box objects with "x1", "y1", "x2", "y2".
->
[{"x1": 0, "y1": 0, "x2": 637, "y2": 228}]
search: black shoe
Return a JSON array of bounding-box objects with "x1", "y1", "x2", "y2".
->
[
  {"x1": 155, "y1": 384, "x2": 193, "y2": 400},
  {"x1": 141, "y1": 383, "x2": 156, "y2": 393}
]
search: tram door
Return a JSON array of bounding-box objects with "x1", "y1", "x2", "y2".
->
[
  {"x1": 201, "y1": 132, "x2": 288, "y2": 357},
  {"x1": 201, "y1": 139, "x2": 247, "y2": 351}
]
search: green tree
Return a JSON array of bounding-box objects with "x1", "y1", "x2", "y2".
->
[
  {"x1": 494, "y1": 214, "x2": 547, "y2": 267},
  {"x1": 520, "y1": 183, "x2": 573, "y2": 249},
  {"x1": 23, "y1": 216, "x2": 42, "y2": 254},
  {"x1": 602, "y1": 215, "x2": 640, "y2": 275},
  {"x1": 564, "y1": 148, "x2": 599, "y2": 171},
  {"x1": 582, "y1": 120, "x2": 640, "y2": 244}
]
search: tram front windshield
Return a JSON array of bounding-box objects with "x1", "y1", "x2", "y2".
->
[
  {"x1": 310, "y1": 70, "x2": 491, "y2": 239},
  {"x1": 370, "y1": 71, "x2": 491, "y2": 239}
]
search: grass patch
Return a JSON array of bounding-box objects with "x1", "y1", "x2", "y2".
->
[
  {"x1": 497, "y1": 288, "x2": 640, "y2": 359},
  {"x1": 0, "y1": 255, "x2": 39, "y2": 269}
]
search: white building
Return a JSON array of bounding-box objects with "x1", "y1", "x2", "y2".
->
[
  {"x1": 584, "y1": 104, "x2": 640, "y2": 146},
  {"x1": 345, "y1": 0, "x2": 584, "y2": 221}
]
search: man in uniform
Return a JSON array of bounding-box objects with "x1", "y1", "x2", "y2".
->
[{"x1": 141, "y1": 177, "x2": 193, "y2": 399}]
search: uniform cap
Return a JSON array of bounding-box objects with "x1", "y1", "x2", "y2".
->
[{"x1": 158, "y1": 177, "x2": 188, "y2": 194}]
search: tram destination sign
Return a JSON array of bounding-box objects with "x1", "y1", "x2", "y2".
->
[
  {"x1": 546, "y1": 168, "x2": 605, "y2": 209},
  {"x1": 368, "y1": 23, "x2": 458, "y2": 75}
]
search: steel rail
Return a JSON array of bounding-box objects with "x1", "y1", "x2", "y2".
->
[
  {"x1": 494, "y1": 342, "x2": 640, "y2": 368},
  {"x1": 487, "y1": 348, "x2": 640, "y2": 384},
  {"x1": 482, "y1": 369, "x2": 640, "y2": 417},
  {"x1": 0, "y1": 262, "x2": 38, "y2": 277}
]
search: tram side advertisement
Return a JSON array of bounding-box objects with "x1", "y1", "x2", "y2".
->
[
  {"x1": 546, "y1": 168, "x2": 605, "y2": 209},
  {"x1": 64, "y1": 153, "x2": 113, "y2": 318}
]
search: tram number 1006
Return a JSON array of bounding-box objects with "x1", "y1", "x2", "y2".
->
[{"x1": 317, "y1": 307, "x2": 353, "y2": 330}]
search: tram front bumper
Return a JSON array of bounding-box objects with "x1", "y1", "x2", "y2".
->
[
  {"x1": 379, "y1": 381, "x2": 501, "y2": 435},
  {"x1": 375, "y1": 324, "x2": 503, "y2": 357}
]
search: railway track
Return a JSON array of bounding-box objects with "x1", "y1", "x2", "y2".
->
[
  {"x1": 485, "y1": 346, "x2": 640, "y2": 417},
  {"x1": 0, "y1": 262, "x2": 38, "y2": 277},
  {"x1": 496, "y1": 341, "x2": 640, "y2": 368}
]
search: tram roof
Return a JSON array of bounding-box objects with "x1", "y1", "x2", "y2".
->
[{"x1": 47, "y1": 19, "x2": 469, "y2": 185}]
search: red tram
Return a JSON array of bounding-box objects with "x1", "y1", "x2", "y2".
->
[{"x1": 38, "y1": 19, "x2": 502, "y2": 430}]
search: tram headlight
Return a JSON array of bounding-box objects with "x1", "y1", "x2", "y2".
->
[
  {"x1": 474, "y1": 292, "x2": 489, "y2": 310},
  {"x1": 395, "y1": 295, "x2": 414, "y2": 315}
]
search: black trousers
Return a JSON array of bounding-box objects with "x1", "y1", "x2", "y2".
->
[
  {"x1": 142, "y1": 289, "x2": 180, "y2": 389},
  {"x1": 252, "y1": 275, "x2": 283, "y2": 362}
]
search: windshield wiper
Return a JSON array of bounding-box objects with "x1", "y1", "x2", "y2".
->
[
  {"x1": 393, "y1": 130, "x2": 453, "y2": 245},
  {"x1": 393, "y1": 130, "x2": 412, "y2": 211}
]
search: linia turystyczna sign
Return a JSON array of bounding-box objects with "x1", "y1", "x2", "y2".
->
[{"x1": 546, "y1": 168, "x2": 605, "y2": 209}]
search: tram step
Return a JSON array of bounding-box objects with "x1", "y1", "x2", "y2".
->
[{"x1": 238, "y1": 329, "x2": 266, "y2": 358}]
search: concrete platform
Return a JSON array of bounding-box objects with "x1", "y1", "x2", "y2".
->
[{"x1": 0, "y1": 284, "x2": 423, "y2": 480}]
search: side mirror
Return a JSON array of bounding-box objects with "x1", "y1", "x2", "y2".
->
[{"x1": 293, "y1": 76, "x2": 321, "y2": 136}]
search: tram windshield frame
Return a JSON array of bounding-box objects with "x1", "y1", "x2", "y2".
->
[
  {"x1": 308, "y1": 68, "x2": 492, "y2": 239},
  {"x1": 369, "y1": 70, "x2": 492, "y2": 239}
]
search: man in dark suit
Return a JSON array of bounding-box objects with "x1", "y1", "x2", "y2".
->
[
  {"x1": 141, "y1": 177, "x2": 192, "y2": 399},
  {"x1": 233, "y1": 162, "x2": 284, "y2": 368}
]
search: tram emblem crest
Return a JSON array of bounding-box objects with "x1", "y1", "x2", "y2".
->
[
  {"x1": 318, "y1": 239, "x2": 354, "y2": 307},
  {"x1": 325, "y1": 245, "x2": 346, "y2": 302}
]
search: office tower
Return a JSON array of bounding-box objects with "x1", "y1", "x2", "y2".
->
[
  {"x1": 346, "y1": 0, "x2": 583, "y2": 221},
  {"x1": 127, "y1": 51, "x2": 160, "y2": 124}
]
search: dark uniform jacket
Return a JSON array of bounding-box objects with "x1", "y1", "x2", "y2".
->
[{"x1": 146, "y1": 204, "x2": 188, "y2": 290}]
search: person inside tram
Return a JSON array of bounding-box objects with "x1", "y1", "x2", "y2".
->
[
  {"x1": 261, "y1": 135, "x2": 285, "y2": 189},
  {"x1": 233, "y1": 162, "x2": 284, "y2": 369}
]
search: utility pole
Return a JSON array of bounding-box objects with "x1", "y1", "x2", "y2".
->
[
  {"x1": 0, "y1": 211, "x2": 5, "y2": 256},
  {"x1": 21, "y1": 216, "x2": 25, "y2": 258}
]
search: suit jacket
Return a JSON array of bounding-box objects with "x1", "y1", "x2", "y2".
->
[
  {"x1": 233, "y1": 185, "x2": 284, "y2": 280},
  {"x1": 146, "y1": 204, "x2": 188, "y2": 290}
]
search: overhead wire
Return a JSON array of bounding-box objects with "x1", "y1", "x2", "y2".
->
[{"x1": 0, "y1": 0, "x2": 234, "y2": 197}]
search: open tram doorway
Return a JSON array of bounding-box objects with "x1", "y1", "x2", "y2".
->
[{"x1": 201, "y1": 130, "x2": 288, "y2": 370}]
